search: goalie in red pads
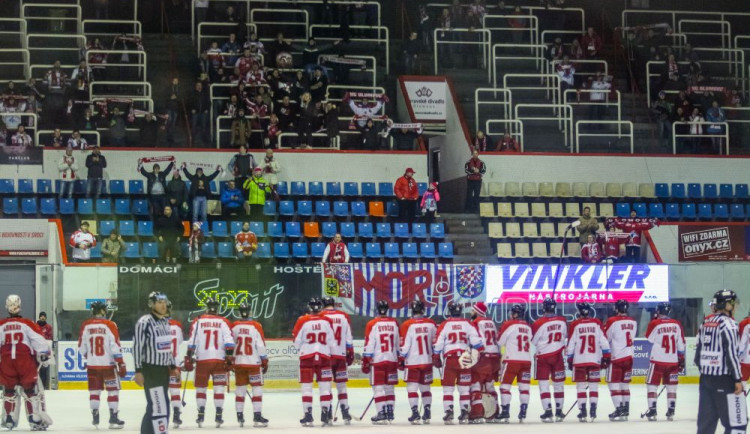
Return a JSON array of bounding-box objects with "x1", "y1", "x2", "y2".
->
[
  {"x1": 399, "y1": 299, "x2": 437, "y2": 424},
  {"x1": 362, "y1": 300, "x2": 400, "y2": 424}
]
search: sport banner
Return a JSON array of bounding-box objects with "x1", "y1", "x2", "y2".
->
[
  {"x1": 400, "y1": 77, "x2": 447, "y2": 122},
  {"x1": 678, "y1": 225, "x2": 750, "y2": 261},
  {"x1": 0, "y1": 145, "x2": 43, "y2": 165},
  {"x1": 0, "y1": 219, "x2": 49, "y2": 256}
]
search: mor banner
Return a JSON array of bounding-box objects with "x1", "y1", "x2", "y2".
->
[
  {"x1": 0, "y1": 145, "x2": 43, "y2": 165},
  {"x1": 678, "y1": 224, "x2": 750, "y2": 261}
]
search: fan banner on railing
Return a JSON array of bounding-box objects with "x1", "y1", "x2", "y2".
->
[
  {"x1": 322, "y1": 263, "x2": 486, "y2": 317},
  {"x1": 677, "y1": 225, "x2": 750, "y2": 261},
  {"x1": 0, "y1": 146, "x2": 43, "y2": 165}
]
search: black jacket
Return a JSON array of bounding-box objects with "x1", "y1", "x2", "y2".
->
[
  {"x1": 155, "y1": 212, "x2": 183, "y2": 239},
  {"x1": 182, "y1": 167, "x2": 220, "y2": 198},
  {"x1": 140, "y1": 161, "x2": 174, "y2": 196},
  {"x1": 85, "y1": 153, "x2": 107, "y2": 179},
  {"x1": 166, "y1": 177, "x2": 188, "y2": 205}
]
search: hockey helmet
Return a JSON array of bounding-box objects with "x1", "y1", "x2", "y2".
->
[
  {"x1": 448, "y1": 302, "x2": 463, "y2": 318},
  {"x1": 542, "y1": 297, "x2": 557, "y2": 313},
  {"x1": 90, "y1": 301, "x2": 107, "y2": 317},
  {"x1": 656, "y1": 302, "x2": 671, "y2": 316},
  {"x1": 205, "y1": 297, "x2": 220, "y2": 314},
  {"x1": 238, "y1": 302, "x2": 251, "y2": 318},
  {"x1": 308, "y1": 297, "x2": 323, "y2": 314},
  {"x1": 510, "y1": 304, "x2": 525, "y2": 318},
  {"x1": 322, "y1": 296, "x2": 336, "y2": 308},
  {"x1": 5, "y1": 294, "x2": 21, "y2": 315},
  {"x1": 376, "y1": 300, "x2": 390, "y2": 316},
  {"x1": 576, "y1": 301, "x2": 592, "y2": 317},
  {"x1": 713, "y1": 289, "x2": 738, "y2": 311},
  {"x1": 614, "y1": 299, "x2": 629, "y2": 314},
  {"x1": 410, "y1": 299, "x2": 425, "y2": 315}
]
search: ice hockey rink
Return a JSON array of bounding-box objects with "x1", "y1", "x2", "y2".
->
[{"x1": 23, "y1": 384, "x2": 702, "y2": 432}]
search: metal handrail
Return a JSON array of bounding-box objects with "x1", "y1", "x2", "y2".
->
[
  {"x1": 540, "y1": 30, "x2": 586, "y2": 46},
  {"x1": 250, "y1": 8, "x2": 309, "y2": 41},
  {"x1": 310, "y1": 25, "x2": 390, "y2": 74},
  {"x1": 484, "y1": 119, "x2": 524, "y2": 152},
  {"x1": 474, "y1": 88, "x2": 513, "y2": 133},
  {"x1": 89, "y1": 96, "x2": 154, "y2": 114},
  {"x1": 622, "y1": 9, "x2": 750, "y2": 40},
  {"x1": 26, "y1": 33, "x2": 87, "y2": 54},
  {"x1": 575, "y1": 120, "x2": 634, "y2": 154},
  {"x1": 81, "y1": 20, "x2": 141, "y2": 39},
  {"x1": 426, "y1": 4, "x2": 585, "y2": 32},
  {"x1": 0, "y1": 49, "x2": 30, "y2": 83},
  {"x1": 1, "y1": 113, "x2": 39, "y2": 145},
  {"x1": 672, "y1": 121, "x2": 729, "y2": 155},
  {"x1": 196, "y1": 22, "x2": 258, "y2": 56},
  {"x1": 278, "y1": 132, "x2": 340, "y2": 149},
  {"x1": 482, "y1": 14, "x2": 539, "y2": 46},
  {"x1": 564, "y1": 89, "x2": 622, "y2": 135},
  {"x1": 549, "y1": 59, "x2": 608, "y2": 79},
  {"x1": 503, "y1": 73, "x2": 561, "y2": 109},
  {"x1": 36, "y1": 129, "x2": 101, "y2": 147},
  {"x1": 491, "y1": 44, "x2": 548, "y2": 87},
  {"x1": 90, "y1": 81, "x2": 152, "y2": 100},
  {"x1": 513, "y1": 103, "x2": 573, "y2": 149},
  {"x1": 433, "y1": 28, "x2": 491, "y2": 81},
  {"x1": 316, "y1": 54, "x2": 377, "y2": 87},
  {"x1": 0, "y1": 18, "x2": 27, "y2": 49},
  {"x1": 677, "y1": 19, "x2": 731, "y2": 52},
  {"x1": 21, "y1": 3, "x2": 82, "y2": 35},
  {"x1": 85, "y1": 49, "x2": 147, "y2": 81}
]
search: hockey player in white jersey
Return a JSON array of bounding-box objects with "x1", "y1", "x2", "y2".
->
[
  {"x1": 603, "y1": 299, "x2": 637, "y2": 421},
  {"x1": 362, "y1": 300, "x2": 400, "y2": 424},
  {"x1": 231, "y1": 302, "x2": 269, "y2": 427},
  {"x1": 531, "y1": 297, "x2": 568, "y2": 422},
  {"x1": 469, "y1": 302, "x2": 501, "y2": 424},
  {"x1": 166, "y1": 301, "x2": 185, "y2": 428},
  {"x1": 319, "y1": 296, "x2": 355, "y2": 424},
  {"x1": 643, "y1": 302, "x2": 686, "y2": 421},
  {"x1": 495, "y1": 304, "x2": 533, "y2": 423},
  {"x1": 399, "y1": 299, "x2": 437, "y2": 424}
]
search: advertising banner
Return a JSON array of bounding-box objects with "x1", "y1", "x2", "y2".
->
[
  {"x1": 401, "y1": 78, "x2": 447, "y2": 122},
  {"x1": 0, "y1": 219, "x2": 49, "y2": 256},
  {"x1": 484, "y1": 264, "x2": 670, "y2": 303},
  {"x1": 0, "y1": 145, "x2": 43, "y2": 165},
  {"x1": 678, "y1": 225, "x2": 750, "y2": 261}
]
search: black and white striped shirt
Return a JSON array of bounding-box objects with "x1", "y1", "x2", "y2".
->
[
  {"x1": 695, "y1": 313, "x2": 742, "y2": 381},
  {"x1": 133, "y1": 313, "x2": 173, "y2": 371}
]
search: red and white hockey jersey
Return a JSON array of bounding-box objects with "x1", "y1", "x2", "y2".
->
[
  {"x1": 531, "y1": 315, "x2": 568, "y2": 358},
  {"x1": 399, "y1": 317, "x2": 437, "y2": 368},
  {"x1": 231, "y1": 320, "x2": 267, "y2": 367},
  {"x1": 497, "y1": 319, "x2": 533, "y2": 364},
  {"x1": 566, "y1": 318, "x2": 610, "y2": 367},
  {"x1": 739, "y1": 317, "x2": 750, "y2": 365},
  {"x1": 611, "y1": 218, "x2": 657, "y2": 246},
  {"x1": 320, "y1": 308, "x2": 353, "y2": 359},
  {"x1": 78, "y1": 318, "x2": 123, "y2": 369},
  {"x1": 603, "y1": 315, "x2": 637, "y2": 362},
  {"x1": 473, "y1": 317, "x2": 501, "y2": 357},
  {"x1": 187, "y1": 314, "x2": 235, "y2": 362},
  {"x1": 169, "y1": 319, "x2": 184, "y2": 365},
  {"x1": 433, "y1": 318, "x2": 484, "y2": 359},
  {"x1": 292, "y1": 314, "x2": 335, "y2": 361},
  {"x1": 363, "y1": 317, "x2": 400, "y2": 365},
  {"x1": 645, "y1": 317, "x2": 686, "y2": 365},
  {"x1": 0, "y1": 317, "x2": 50, "y2": 359},
  {"x1": 69, "y1": 230, "x2": 96, "y2": 261}
]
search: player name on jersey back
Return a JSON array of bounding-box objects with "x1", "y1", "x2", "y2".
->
[
  {"x1": 646, "y1": 318, "x2": 686, "y2": 364},
  {"x1": 604, "y1": 316, "x2": 637, "y2": 361},
  {"x1": 293, "y1": 314, "x2": 335, "y2": 360},
  {"x1": 531, "y1": 316, "x2": 567, "y2": 357},
  {"x1": 400, "y1": 318, "x2": 437, "y2": 367},
  {"x1": 364, "y1": 317, "x2": 400, "y2": 364}
]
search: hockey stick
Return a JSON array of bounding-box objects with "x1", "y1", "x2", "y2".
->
[
  {"x1": 332, "y1": 400, "x2": 340, "y2": 422},
  {"x1": 562, "y1": 385, "x2": 589, "y2": 420},
  {"x1": 180, "y1": 369, "x2": 191, "y2": 407},
  {"x1": 552, "y1": 221, "x2": 579, "y2": 298},
  {"x1": 639, "y1": 385, "x2": 666, "y2": 418},
  {"x1": 357, "y1": 397, "x2": 375, "y2": 421}
]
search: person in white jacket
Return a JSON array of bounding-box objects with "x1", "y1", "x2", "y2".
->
[
  {"x1": 257, "y1": 149, "x2": 281, "y2": 186},
  {"x1": 58, "y1": 147, "x2": 79, "y2": 199},
  {"x1": 69, "y1": 221, "x2": 96, "y2": 262}
]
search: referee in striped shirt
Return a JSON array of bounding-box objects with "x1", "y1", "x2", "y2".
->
[
  {"x1": 133, "y1": 292, "x2": 174, "y2": 433},
  {"x1": 696, "y1": 289, "x2": 748, "y2": 434}
]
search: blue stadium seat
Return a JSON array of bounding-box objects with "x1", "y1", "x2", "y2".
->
[
  {"x1": 89, "y1": 243, "x2": 102, "y2": 259},
  {"x1": 394, "y1": 223, "x2": 410, "y2": 239},
  {"x1": 615, "y1": 202, "x2": 630, "y2": 218},
  {"x1": 180, "y1": 242, "x2": 190, "y2": 259},
  {"x1": 632, "y1": 202, "x2": 647, "y2": 218},
  {"x1": 351, "y1": 201, "x2": 367, "y2": 217},
  {"x1": 384, "y1": 242, "x2": 400, "y2": 259},
  {"x1": 21, "y1": 198, "x2": 37, "y2": 215},
  {"x1": 292, "y1": 242, "x2": 309, "y2": 259},
  {"x1": 73, "y1": 180, "x2": 86, "y2": 195},
  {"x1": 297, "y1": 201, "x2": 313, "y2": 217},
  {"x1": 119, "y1": 220, "x2": 135, "y2": 237},
  {"x1": 698, "y1": 204, "x2": 712, "y2": 219},
  {"x1": 376, "y1": 223, "x2": 392, "y2": 239},
  {"x1": 704, "y1": 184, "x2": 718, "y2": 199},
  {"x1": 418, "y1": 182, "x2": 428, "y2": 197},
  {"x1": 420, "y1": 243, "x2": 437, "y2": 259},
  {"x1": 0, "y1": 179, "x2": 14, "y2": 194},
  {"x1": 132, "y1": 200, "x2": 149, "y2": 216},
  {"x1": 315, "y1": 201, "x2": 331, "y2": 217},
  {"x1": 123, "y1": 242, "x2": 140, "y2": 258},
  {"x1": 109, "y1": 180, "x2": 126, "y2": 195},
  {"x1": 268, "y1": 222, "x2": 284, "y2": 238},
  {"x1": 230, "y1": 221, "x2": 243, "y2": 236},
  {"x1": 201, "y1": 242, "x2": 216, "y2": 259},
  {"x1": 402, "y1": 242, "x2": 418, "y2": 259},
  {"x1": 386, "y1": 201, "x2": 399, "y2": 218},
  {"x1": 263, "y1": 201, "x2": 277, "y2": 216},
  {"x1": 438, "y1": 242, "x2": 454, "y2": 259},
  {"x1": 730, "y1": 204, "x2": 746, "y2": 220},
  {"x1": 736, "y1": 184, "x2": 749, "y2": 199},
  {"x1": 77, "y1": 199, "x2": 94, "y2": 214},
  {"x1": 311, "y1": 242, "x2": 326, "y2": 259},
  {"x1": 665, "y1": 203, "x2": 680, "y2": 219},
  {"x1": 343, "y1": 182, "x2": 359, "y2": 196},
  {"x1": 430, "y1": 223, "x2": 445, "y2": 239},
  {"x1": 256, "y1": 242, "x2": 272, "y2": 258},
  {"x1": 142, "y1": 242, "x2": 159, "y2": 259},
  {"x1": 365, "y1": 242, "x2": 382, "y2": 259},
  {"x1": 648, "y1": 203, "x2": 665, "y2": 219},
  {"x1": 279, "y1": 200, "x2": 295, "y2": 217},
  {"x1": 217, "y1": 242, "x2": 235, "y2": 258},
  {"x1": 137, "y1": 221, "x2": 154, "y2": 236},
  {"x1": 681, "y1": 203, "x2": 696, "y2": 219},
  {"x1": 321, "y1": 222, "x2": 337, "y2": 238},
  {"x1": 655, "y1": 183, "x2": 669, "y2": 198},
  {"x1": 285, "y1": 222, "x2": 302, "y2": 238},
  {"x1": 333, "y1": 201, "x2": 349, "y2": 217},
  {"x1": 99, "y1": 220, "x2": 116, "y2": 236},
  {"x1": 361, "y1": 182, "x2": 376, "y2": 196},
  {"x1": 308, "y1": 182, "x2": 324, "y2": 196},
  {"x1": 209, "y1": 181, "x2": 218, "y2": 195},
  {"x1": 128, "y1": 180, "x2": 145, "y2": 195},
  {"x1": 95, "y1": 199, "x2": 112, "y2": 215},
  {"x1": 358, "y1": 222, "x2": 374, "y2": 238},
  {"x1": 348, "y1": 242, "x2": 363, "y2": 260},
  {"x1": 378, "y1": 182, "x2": 394, "y2": 197},
  {"x1": 18, "y1": 179, "x2": 33, "y2": 194},
  {"x1": 37, "y1": 179, "x2": 52, "y2": 194},
  {"x1": 212, "y1": 221, "x2": 228, "y2": 237},
  {"x1": 719, "y1": 184, "x2": 733, "y2": 199},
  {"x1": 671, "y1": 183, "x2": 685, "y2": 199},
  {"x1": 687, "y1": 183, "x2": 702, "y2": 199},
  {"x1": 290, "y1": 182, "x2": 306, "y2": 196},
  {"x1": 114, "y1": 199, "x2": 131, "y2": 215},
  {"x1": 250, "y1": 221, "x2": 265, "y2": 237},
  {"x1": 714, "y1": 204, "x2": 729, "y2": 219},
  {"x1": 59, "y1": 198, "x2": 75, "y2": 215},
  {"x1": 412, "y1": 223, "x2": 427, "y2": 239},
  {"x1": 340, "y1": 222, "x2": 355, "y2": 238},
  {"x1": 40, "y1": 198, "x2": 57, "y2": 215},
  {"x1": 273, "y1": 242, "x2": 290, "y2": 259},
  {"x1": 276, "y1": 181, "x2": 288, "y2": 196},
  {"x1": 326, "y1": 182, "x2": 341, "y2": 196}
]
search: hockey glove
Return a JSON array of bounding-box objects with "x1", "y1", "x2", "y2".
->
[
  {"x1": 398, "y1": 356, "x2": 405, "y2": 371},
  {"x1": 677, "y1": 355, "x2": 685, "y2": 371},
  {"x1": 567, "y1": 357, "x2": 574, "y2": 371},
  {"x1": 115, "y1": 358, "x2": 127, "y2": 378},
  {"x1": 224, "y1": 355, "x2": 235, "y2": 371},
  {"x1": 600, "y1": 355, "x2": 611, "y2": 369},
  {"x1": 432, "y1": 354, "x2": 443, "y2": 369},
  {"x1": 183, "y1": 355, "x2": 195, "y2": 372},
  {"x1": 37, "y1": 354, "x2": 51, "y2": 368},
  {"x1": 361, "y1": 357, "x2": 372, "y2": 374},
  {"x1": 346, "y1": 347, "x2": 355, "y2": 366},
  {"x1": 261, "y1": 358, "x2": 269, "y2": 374}
]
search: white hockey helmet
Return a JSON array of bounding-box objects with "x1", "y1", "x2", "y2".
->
[{"x1": 6, "y1": 294, "x2": 21, "y2": 315}]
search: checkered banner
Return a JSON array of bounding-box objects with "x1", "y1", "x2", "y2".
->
[{"x1": 322, "y1": 264, "x2": 487, "y2": 318}]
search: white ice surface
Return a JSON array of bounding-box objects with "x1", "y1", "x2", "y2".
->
[{"x1": 19, "y1": 384, "x2": 705, "y2": 432}]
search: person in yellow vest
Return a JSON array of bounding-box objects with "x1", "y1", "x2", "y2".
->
[{"x1": 243, "y1": 167, "x2": 272, "y2": 220}]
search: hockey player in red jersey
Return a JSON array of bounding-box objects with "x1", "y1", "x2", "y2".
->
[
  {"x1": 433, "y1": 302, "x2": 484, "y2": 425},
  {"x1": 468, "y1": 302, "x2": 501, "y2": 424},
  {"x1": 496, "y1": 304, "x2": 533, "y2": 423},
  {"x1": 399, "y1": 299, "x2": 437, "y2": 424},
  {"x1": 362, "y1": 300, "x2": 400, "y2": 424},
  {"x1": 320, "y1": 296, "x2": 355, "y2": 424},
  {"x1": 231, "y1": 303, "x2": 269, "y2": 427},
  {"x1": 292, "y1": 298, "x2": 336, "y2": 427},
  {"x1": 78, "y1": 301, "x2": 126, "y2": 429},
  {"x1": 604, "y1": 299, "x2": 637, "y2": 421},
  {"x1": 531, "y1": 297, "x2": 568, "y2": 422},
  {"x1": 643, "y1": 302, "x2": 686, "y2": 421},
  {"x1": 184, "y1": 297, "x2": 236, "y2": 428},
  {"x1": 738, "y1": 311, "x2": 750, "y2": 391},
  {"x1": 566, "y1": 302, "x2": 610, "y2": 422},
  {"x1": 166, "y1": 301, "x2": 185, "y2": 428},
  {"x1": 0, "y1": 295, "x2": 52, "y2": 431}
]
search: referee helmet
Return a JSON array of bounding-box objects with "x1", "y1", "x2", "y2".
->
[
  {"x1": 147, "y1": 291, "x2": 168, "y2": 308},
  {"x1": 713, "y1": 289, "x2": 738, "y2": 311}
]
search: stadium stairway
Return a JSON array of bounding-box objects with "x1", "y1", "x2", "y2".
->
[{"x1": 441, "y1": 213, "x2": 495, "y2": 263}]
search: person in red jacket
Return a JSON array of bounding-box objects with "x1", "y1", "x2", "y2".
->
[
  {"x1": 612, "y1": 211, "x2": 658, "y2": 263},
  {"x1": 581, "y1": 234, "x2": 601, "y2": 263},
  {"x1": 395, "y1": 168, "x2": 419, "y2": 224},
  {"x1": 580, "y1": 27, "x2": 603, "y2": 58}
]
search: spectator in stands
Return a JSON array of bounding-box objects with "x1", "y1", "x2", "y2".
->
[
  {"x1": 651, "y1": 91, "x2": 673, "y2": 148},
  {"x1": 183, "y1": 165, "x2": 221, "y2": 226},
  {"x1": 421, "y1": 182, "x2": 440, "y2": 224},
  {"x1": 613, "y1": 211, "x2": 658, "y2": 263},
  {"x1": 588, "y1": 72, "x2": 611, "y2": 121},
  {"x1": 70, "y1": 60, "x2": 93, "y2": 90},
  {"x1": 10, "y1": 125, "x2": 32, "y2": 146},
  {"x1": 139, "y1": 113, "x2": 160, "y2": 147},
  {"x1": 67, "y1": 130, "x2": 88, "y2": 149},
  {"x1": 495, "y1": 131, "x2": 520, "y2": 152},
  {"x1": 190, "y1": 81, "x2": 211, "y2": 146},
  {"x1": 101, "y1": 230, "x2": 125, "y2": 263},
  {"x1": 673, "y1": 106, "x2": 690, "y2": 153},
  {"x1": 508, "y1": 6, "x2": 527, "y2": 45},
  {"x1": 108, "y1": 107, "x2": 129, "y2": 147},
  {"x1": 221, "y1": 180, "x2": 247, "y2": 217},
  {"x1": 689, "y1": 107, "x2": 705, "y2": 152},
  {"x1": 580, "y1": 27, "x2": 603, "y2": 58},
  {"x1": 230, "y1": 109, "x2": 253, "y2": 148},
  {"x1": 206, "y1": 41, "x2": 224, "y2": 73},
  {"x1": 258, "y1": 149, "x2": 281, "y2": 187},
  {"x1": 85, "y1": 145, "x2": 106, "y2": 199},
  {"x1": 568, "y1": 38, "x2": 584, "y2": 61},
  {"x1": 705, "y1": 100, "x2": 727, "y2": 153},
  {"x1": 228, "y1": 144, "x2": 256, "y2": 190},
  {"x1": 79, "y1": 108, "x2": 98, "y2": 132},
  {"x1": 418, "y1": 6, "x2": 433, "y2": 52},
  {"x1": 404, "y1": 31, "x2": 422, "y2": 75},
  {"x1": 464, "y1": 150, "x2": 485, "y2": 212},
  {"x1": 556, "y1": 55, "x2": 576, "y2": 99},
  {"x1": 50, "y1": 128, "x2": 64, "y2": 147},
  {"x1": 69, "y1": 221, "x2": 96, "y2": 263},
  {"x1": 322, "y1": 233, "x2": 350, "y2": 263},
  {"x1": 275, "y1": 96, "x2": 296, "y2": 131},
  {"x1": 395, "y1": 167, "x2": 419, "y2": 224},
  {"x1": 297, "y1": 92, "x2": 320, "y2": 149},
  {"x1": 222, "y1": 33, "x2": 241, "y2": 67},
  {"x1": 323, "y1": 102, "x2": 340, "y2": 148},
  {"x1": 577, "y1": 206, "x2": 599, "y2": 244},
  {"x1": 58, "y1": 147, "x2": 79, "y2": 199},
  {"x1": 663, "y1": 53, "x2": 682, "y2": 89},
  {"x1": 358, "y1": 118, "x2": 382, "y2": 150},
  {"x1": 267, "y1": 33, "x2": 294, "y2": 68},
  {"x1": 388, "y1": 123, "x2": 423, "y2": 151},
  {"x1": 24, "y1": 77, "x2": 44, "y2": 102},
  {"x1": 302, "y1": 37, "x2": 340, "y2": 77},
  {"x1": 167, "y1": 171, "x2": 189, "y2": 219},
  {"x1": 155, "y1": 205, "x2": 183, "y2": 263},
  {"x1": 436, "y1": 8, "x2": 453, "y2": 68},
  {"x1": 235, "y1": 222, "x2": 258, "y2": 262},
  {"x1": 472, "y1": 130, "x2": 492, "y2": 152},
  {"x1": 581, "y1": 234, "x2": 601, "y2": 263},
  {"x1": 266, "y1": 114, "x2": 282, "y2": 148},
  {"x1": 547, "y1": 37, "x2": 564, "y2": 61},
  {"x1": 141, "y1": 160, "x2": 173, "y2": 217},
  {"x1": 0, "y1": 121, "x2": 7, "y2": 147},
  {"x1": 309, "y1": 68, "x2": 328, "y2": 102},
  {"x1": 45, "y1": 60, "x2": 68, "y2": 126},
  {"x1": 37, "y1": 312, "x2": 53, "y2": 340},
  {"x1": 243, "y1": 167, "x2": 271, "y2": 219}
]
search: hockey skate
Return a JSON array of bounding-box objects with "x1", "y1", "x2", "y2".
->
[
  {"x1": 253, "y1": 412, "x2": 269, "y2": 427},
  {"x1": 422, "y1": 404, "x2": 431, "y2": 424},
  {"x1": 109, "y1": 409, "x2": 125, "y2": 429},
  {"x1": 28, "y1": 415, "x2": 47, "y2": 431},
  {"x1": 408, "y1": 406, "x2": 421, "y2": 424},
  {"x1": 442, "y1": 406, "x2": 454, "y2": 425},
  {"x1": 555, "y1": 407, "x2": 565, "y2": 422},
  {"x1": 91, "y1": 409, "x2": 99, "y2": 427},
  {"x1": 608, "y1": 406, "x2": 624, "y2": 422},
  {"x1": 518, "y1": 403, "x2": 528, "y2": 422},
  {"x1": 622, "y1": 402, "x2": 630, "y2": 420},
  {"x1": 215, "y1": 408, "x2": 224, "y2": 428},
  {"x1": 642, "y1": 406, "x2": 657, "y2": 421},
  {"x1": 589, "y1": 403, "x2": 597, "y2": 422},
  {"x1": 577, "y1": 404, "x2": 588, "y2": 423},
  {"x1": 458, "y1": 407, "x2": 470, "y2": 424},
  {"x1": 497, "y1": 405, "x2": 511, "y2": 424},
  {"x1": 340, "y1": 406, "x2": 352, "y2": 425},
  {"x1": 299, "y1": 410, "x2": 314, "y2": 427},
  {"x1": 172, "y1": 408, "x2": 183, "y2": 428},
  {"x1": 196, "y1": 407, "x2": 205, "y2": 428},
  {"x1": 237, "y1": 412, "x2": 245, "y2": 428},
  {"x1": 371, "y1": 410, "x2": 389, "y2": 425},
  {"x1": 665, "y1": 406, "x2": 675, "y2": 421},
  {"x1": 321, "y1": 407, "x2": 333, "y2": 427},
  {"x1": 540, "y1": 408, "x2": 554, "y2": 423}
]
